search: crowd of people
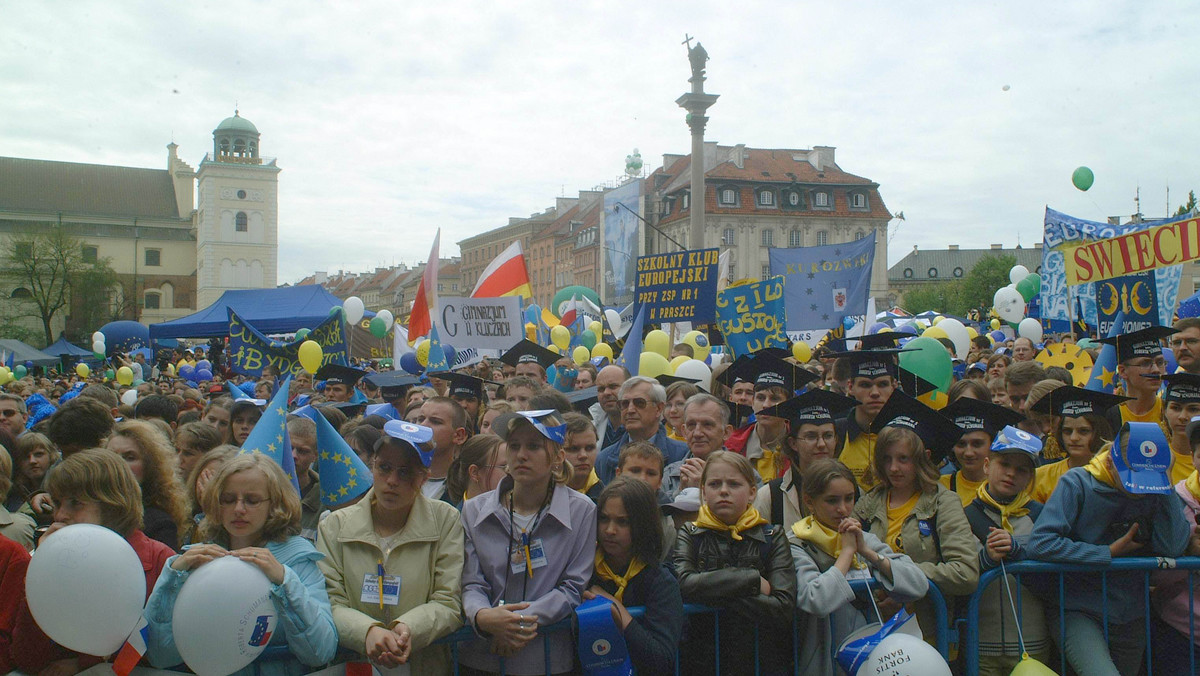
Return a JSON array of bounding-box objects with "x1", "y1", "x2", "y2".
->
[{"x1": 0, "y1": 323, "x2": 1199, "y2": 676}]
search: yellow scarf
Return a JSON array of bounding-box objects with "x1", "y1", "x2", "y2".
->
[
  {"x1": 593, "y1": 550, "x2": 646, "y2": 602},
  {"x1": 975, "y1": 483, "x2": 1032, "y2": 533},
  {"x1": 791, "y1": 516, "x2": 867, "y2": 568},
  {"x1": 575, "y1": 469, "x2": 601, "y2": 495},
  {"x1": 693, "y1": 504, "x2": 768, "y2": 541},
  {"x1": 1084, "y1": 449, "x2": 1120, "y2": 489},
  {"x1": 1185, "y1": 471, "x2": 1200, "y2": 503}
]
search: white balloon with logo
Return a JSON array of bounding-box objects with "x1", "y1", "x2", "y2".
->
[
  {"x1": 673, "y1": 358, "x2": 713, "y2": 392},
  {"x1": 172, "y1": 556, "x2": 278, "y2": 676},
  {"x1": 863, "y1": 633, "x2": 951, "y2": 676}
]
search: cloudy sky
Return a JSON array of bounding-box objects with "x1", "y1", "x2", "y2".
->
[{"x1": 4, "y1": 1, "x2": 1198, "y2": 283}]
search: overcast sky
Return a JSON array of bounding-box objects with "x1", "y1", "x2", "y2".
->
[{"x1": 4, "y1": 1, "x2": 1198, "y2": 283}]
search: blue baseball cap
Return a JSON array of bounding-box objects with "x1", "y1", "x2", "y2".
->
[
  {"x1": 1112, "y1": 422, "x2": 1172, "y2": 494},
  {"x1": 492, "y1": 409, "x2": 567, "y2": 444},
  {"x1": 990, "y1": 425, "x2": 1042, "y2": 464},
  {"x1": 381, "y1": 420, "x2": 436, "y2": 466}
]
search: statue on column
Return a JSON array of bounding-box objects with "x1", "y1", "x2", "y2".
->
[{"x1": 688, "y1": 41, "x2": 708, "y2": 82}]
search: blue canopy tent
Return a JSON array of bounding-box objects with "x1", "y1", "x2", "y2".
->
[
  {"x1": 43, "y1": 337, "x2": 94, "y2": 359},
  {"x1": 148, "y1": 285, "x2": 373, "y2": 339},
  {"x1": 0, "y1": 339, "x2": 60, "y2": 367}
]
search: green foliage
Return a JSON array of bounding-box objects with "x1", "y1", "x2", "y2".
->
[
  {"x1": 902, "y1": 254, "x2": 1018, "y2": 316},
  {"x1": 903, "y1": 282, "x2": 962, "y2": 316},
  {"x1": 1175, "y1": 190, "x2": 1198, "y2": 218}
]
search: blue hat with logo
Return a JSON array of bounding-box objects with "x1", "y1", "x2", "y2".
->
[
  {"x1": 990, "y1": 425, "x2": 1042, "y2": 463},
  {"x1": 381, "y1": 420, "x2": 436, "y2": 466},
  {"x1": 492, "y1": 408, "x2": 567, "y2": 444},
  {"x1": 1111, "y1": 421, "x2": 1172, "y2": 494}
]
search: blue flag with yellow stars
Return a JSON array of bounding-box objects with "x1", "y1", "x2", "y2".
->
[
  {"x1": 1086, "y1": 310, "x2": 1123, "y2": 394},
  {"x1": 425, "y1": 323, "x2": 450, "y2": 372},
  {"x1": 313, "y1": 408, "x2": 373, "y2": 507},
  {"x1": 240, "y1": 375, "x2": 301, "y2": 492}
]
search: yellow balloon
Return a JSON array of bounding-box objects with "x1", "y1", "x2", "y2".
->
[
  {"x1": 922, "y1": 325, "x2": 949, "y2": 340},
  {"x1": 415, "y1": 340, "x2": 430, "y2": 367},
  {"x1": 990, "y1": 318, "x2": 1001, "y2": 330},
  {"x1": 639, "y1": 352, "x2": 670, "y2": 378},
  {"x1": 550, "y1": 325, "x2": 571, "y2": 350},
  {"x1": 546, "y1": 344, "x2": 560, "y2": 355},
  {"x1": 298, "y1": 340, "x2": 324, "y2": 374},
  {"x1": 932, "y1": 315, "x2": 944, "y2": 325},
  {"x1": 525, "y1": 322, "x2": 537, "y2": 341},
  {"x1": 966, "y1": 326, "x2": 979, "y2": 340},
  {"x1": 591, "y1": 343, "x2": 614, "y2": 360},
  {"x1": 572, "y1": 345, "x2": 591, "y2": 366},
  {"x1": 644, "y1": 329, "x2": 670, "y2": 358},
  {"x1": 1009, "y1": 656, "x2": 1058, "y2": 676},
  {"x1": 669, "y1": 355, "x2": 690, "y2": 373},
  {"x1": 792, "y1": 341, "x2": 812, "y2": 362},
  {"x1": 588, "y1": 320, "x2": 603, "y2": 338},
  {"x1": 116, "y1": 366, "x2": 134, "y2": 386},
  {"x1": 167, "y1": 363, "x2": 176, "y2": 376},
  {"x1": 682, "y1": 330, "x2": 711, "y2": 361},
  {"x1": 76, "y1": 363, "x2": 90, "y2": 378}
]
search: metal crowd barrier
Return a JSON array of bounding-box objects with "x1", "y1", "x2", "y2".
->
[{"x1": 959, "y1": 557, "x2": 1200, "y2": 676}]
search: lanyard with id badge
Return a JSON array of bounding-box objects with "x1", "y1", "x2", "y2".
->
[
  {"x1": 362, "y1": 559, "x2": 401, "y2": 607},
  {"x1": 505, "y1": 493, "x2": 550, "y2": 601}
]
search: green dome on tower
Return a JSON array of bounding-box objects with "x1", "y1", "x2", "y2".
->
[{"x1": 216, "y1": 111, "x2": 258, "y2": 134}]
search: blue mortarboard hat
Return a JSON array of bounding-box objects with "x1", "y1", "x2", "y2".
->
[
  {"x1": 381, "y1": 420, "x2": 436, "y2": 466},
  {"x1": 589, "y1": 356, "x2": 610, "y2": 368},
  {"x1": 492, "y1": 408, "x2": 567, "y2": 444},
  {"x1": 990, "y1": 425, "x2": 1043, "y2": 462},
  {"x1": 1112, "y1": 421, "x2": 1173, "y2": 494}
]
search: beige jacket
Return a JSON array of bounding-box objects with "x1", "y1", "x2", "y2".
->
[{"x1": 316, "y1": 490, "x2": 465, "y2": 675}]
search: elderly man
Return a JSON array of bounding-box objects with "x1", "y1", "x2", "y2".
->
[
  {"x1": 1171, "y1": 318, "x2": 1200, "y2": 375},
  {"x1": 593, "y1": 375, "x2": 689, "y2": 484},
  {"x1": 588, "y1": 364, "x2": 629, "y2": 449},
  {"x1": 0, "y1": 394, "x2": 27, "y2": 438},
  {"x1": 1011, "y1": 336, "x2": 1037, "y2": 362},
  {"x1": 662, "y1": 393, "x2": 733, "y2": 496}
]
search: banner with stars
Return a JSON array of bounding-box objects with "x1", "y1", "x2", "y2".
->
[
  {"x1": 313, "y1": 406, "x2": 372, "y2": 507},
  {"x1": 228, "y1": 308, "x2": 349, "y2": 378},
  {"x1": 239, "y1": 376, "x2": 301, "y2": 492},
  {"x1": 769, "y1": 232, "x2": 876, "y2": 333}
]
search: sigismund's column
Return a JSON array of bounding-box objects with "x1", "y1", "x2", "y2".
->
[{"x1": 676, "y1": 37, "x2": 719, "y2": 251}]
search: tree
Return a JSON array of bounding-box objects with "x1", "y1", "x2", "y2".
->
[
  {"x1": 901, "y1": 254, "x2": 1016, "y2": 316},
  {"x1": 1175, "y1": 190, "x2": 1198, "y2": 218},
  {"x1": 903, "y1": 282, "x2": 961, "y2": 315}
]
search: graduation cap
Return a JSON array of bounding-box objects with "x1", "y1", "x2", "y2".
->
[
  {"x1": 655, "y1": 373, "x2": 700, "y2": 388},
  {"x1": 752, "y1": 347, "x2": 791, "y2": 360},
  {"x1": 827, "y1": 347, "x2": 910, "y2": 380},
  {"x1": 1096, "y1": 325, "x2": 1178, "y2": 363},
  {"x1": 896, "y1": 367, "x2": 938, "y2": 398},
  {"x1": 942, "y1": 396, "x2": 1023, "y2": 438},
  {"x1": 1112, "y1": 421, "x2": 1173, "y2": 494},
  {"x1": 1028, "y1": 385, "x2": 1130, "y2": 418},
  {"x1": 723, "y1": 399, "x2": 756, "y2": 427},
  {"x1": 430, "y1": 371, "x2": 491, "y2": 400},
  {"x1": 869, "y1": 391, "x2": 963, "y2": 464},
  {"x1": 743, "y1": 354, "x2": 817, "y2": 392},
  {"x1": 366, "y1": 370, "x2": 422, "y2": 401},
  {"x1": 1161, "y1": 372, "x2": 1200, "y2": 404},
  {"x1": 757, "y1": 389, "x2": 858, "y2": 427},
  {"x1": 715, "y1": 354, "x2": 755, "y2": 388},
  {"x1": 855, "y1": 332, "x2": 907, "y2": 350},
  {"x1": 380, "y1": 419, "x2": 436, "y2": 466},
  {"x1": 315, "y1": 363, "x2": 367, "y2": 387},
  {"x1": 492, "y1": 409, "x2": 567, "y2": 443},
  {"x1": 326, "y1": 400, "x2": 367, "y2": 418},
  {"x1": 499, "y1": 340, "x2": 561, "y2": 371},
  {"x1": 565, "y1": 386, "x2": 599, "y2": 413}
]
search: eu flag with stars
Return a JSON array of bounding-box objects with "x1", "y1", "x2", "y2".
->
[
  {"x1": 240, "y1": 375, "x2": 300, "y2": 492},
  {"x1": 425, "y1": 323, "x2": 450, "y2": 372},
  {"x1": 313, "y1": 408, "x2": 373, "y2": 507},
  {"x1": 1086, "y1": 311, "x2": 1123, "y2": 394},
  {"x1": 768, "y1": 232, "x2": 876, "y2": 332}
]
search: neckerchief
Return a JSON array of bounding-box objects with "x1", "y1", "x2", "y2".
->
[
  {"x1": 1084, "y1": 449, "x2": 1120, "y2": 489},
  {"x1": 976, "y1": 482, "x2": 1031, "y2": 533},
  {"x1": 593, "y1": 550, "x2": 646, "y2": 602},
  {"x1": 693, "y1": 504, "x2": 768, "y2": 541}
]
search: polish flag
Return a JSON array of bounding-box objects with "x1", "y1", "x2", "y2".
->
[
  {"x1": 112, "y1": 616, "x2": 148, "y2": 676},
  {"x1": 559, "y1": 295, "x2": 580, "y2": 327},
  {"x1": 407, "y1": 229, "x2": 441, "y2": 342},
  {"x1": 471, "y1": 240, "x2": 533, "y2": 299}
]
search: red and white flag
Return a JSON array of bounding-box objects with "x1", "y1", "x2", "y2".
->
[
  {"x1": 407, "y1": 229, "x2": 441, "y2": 342},
  {"x1": 559, "y1": 295, "x2": 581, "y2": 327},
  {"x1": 471, "y1": 240, "x2": 533, "y2": 299},
  {"x1": 112, "y1": 615, "x2": 149, "y2": 676}
]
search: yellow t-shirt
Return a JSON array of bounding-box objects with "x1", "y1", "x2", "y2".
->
[
  {"x1": 744, "y1": 427, "x2": 783, "y2": 482},
  {"x1": 1119, "y1": 398, "x2": 1162, "y2": 425},
  {"x1": 939, "y1": 472, "x2": 984, "y2": 507},
  {"x1": 1033, "y1": 459, "x2": 1072, "y2": 504},
  {"x1": 885, "y1": 491, "x2": 920, "y2": 552},
  {"x1": 840, "y1": 433, "x2": 878, "y2": 491},
  {"x1": 1170, "y1": 449, "x2": 1197, "y2": 485}
]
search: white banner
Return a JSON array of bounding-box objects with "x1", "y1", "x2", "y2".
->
[{"x1": 438, "y1": 296, "x2": 523, "y2": 350}]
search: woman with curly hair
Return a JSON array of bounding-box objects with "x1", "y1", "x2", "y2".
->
[{"x1": 106, "y1": 420, "x2": 189, "y2": 550}]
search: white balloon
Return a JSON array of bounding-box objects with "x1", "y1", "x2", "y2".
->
[
  {"x1": 121, "y1": 389, "x2": 139, "y2": 406},
  {"x1": 673, "y1": 359, "x2": 713, "y2": 392},
  {"x1": 864, "y1": 633, "x2": 952, "y2": 676},
  {"x1": 173, "y1": 556, "x2": 278, "y2": 676},
  {"x1": 377, "y1": 309, "x2": 395, "y2": 330},
  {"x1": 993, "y1": 286, "x2": 1025, "y2": 324},
  {"x1": 1018, "y1": 317, "x2": 1044, "y2": 343},
  {"x1": 91, "y1": 331, "x2": 105, "y2": 343},
  {"x1": 343, "y1": 296, "x2": 365, "y2": 325},
  {"x1": 936, "y1": 318, "x2": 970, "y2": 361},
  {"x1": 1009, "y1": 265, "x2": 1030, "y2": 285},
  {"x1": 604, "y1": 309, "x2": 623, "y2": 336},
  {"x1": 25, "y1": 524, "x2": 145, "y2": 656},
  {"x1": 92, "y1": 340, "x2": 105, "y2": 353}
]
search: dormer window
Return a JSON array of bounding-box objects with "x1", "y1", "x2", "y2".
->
[
  {"x1": 681, "y1": 191, "x2": 690, "y2": 210},
  {"x1": 786, "y1": 190, "x2": 804, "y2": 208},
  {"x1": 814, "y1": 192, "x2": 831, "y2": 208},
  {"x1": 757, "y1": 190, "x2": 775, "y2": 207},
  {"x1": 719, "y1": 187, "x2": 738, "y2": 206},
  {"x1": 850, "y1": 193, "x2": 868, "y2": 209}
]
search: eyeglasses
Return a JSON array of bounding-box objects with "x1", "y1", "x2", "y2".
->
[
  {"x1": 0, "y1": 409, "x2": 22, "y2": 418},
  {"x1": 218, "y1": 494, "x2": 267, "y2": 508},
  {"x1": 374, "y1": 462, "x2": 419, "y2": 480},
  {"x1": 618, "y1": 398, "x2": 652, "y2": 410}
]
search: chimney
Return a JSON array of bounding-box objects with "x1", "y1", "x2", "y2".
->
[
  {"x1": 948, "y1": 244, "x2": 959, "y2": 251},
  {"x1": 314, "y1": 271, "x2": 327, "y2": 285},
  {"x1": 1034, "y1": 242, "x2": 1043, "y2": 250},
  {"x1": 990, "y1": 244, "x2": 1003, "y2": 250},
  {"x1": 808, "y1": 146, "x2": 836, "y2": 172}
]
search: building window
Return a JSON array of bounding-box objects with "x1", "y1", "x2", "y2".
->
[
  {"x1": 815, "y1": 192, "x2": 830, "y2": 208},
  {"x1": 681, "y1": 191, "x2": 690, "y2": 210},
  {"x1": 760, "y1": 229, "x2": 774, "y2": 247},
  {"x1": 10, "y1": 288, "x2": 31, "y2": 299},
  {"x1": 144, "y1": 292, "x2": 161, "y2": 310},
  {"x1": 789, "y1": 229, "x2": 803, "y2": 247},
  {"x1": 850, "y1": 193, "x2": 868, "y2": 209},
  {"x1": 82, "y1": 245, "x2": 98, "y2": 263},
  {"x1": 953, "y1": 267, "x2": 964, "y2": 278},
  {"x1": 762, "y1": 265, "x2": 771, "y2": 279},
  {"x1": 719, "y1": 187, "x2": 738, "y2": 206},
  {"x1": 722, "y1": 228, "x2": 735, "y2": 245},
  {"x1": 235, "y1": 212, "x2": 248, "y2": 232},
  {"x1": 757, "y1": 190, "x2": 774, "y2": 206},
  {"x1": 144, "y1": 249, "x2": 161, "y2": 267},
  {"x1": 928, "y1": 267, "x2": 938, "y2": 278},
  {"x1": 237, "y1": 189, "x2": 247, "y2": 199},
  {"x1": 855, "y1": 230, "x2": 866, "y2": 240},
  {"x1": 816, "y1": 231, "x2": 828, "y2": 246},
  {"x1": 904, "y1": 268, "x2": 913, "y2": 279},
  {"x1": 786, "y1": 190, "x2": 804, "y2": 208}
]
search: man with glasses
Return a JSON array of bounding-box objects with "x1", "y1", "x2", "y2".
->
[
  {"x1": 1100, "y1": 325, "x2": 1179, "y2": 433},
  {"x1": 662, "y1": 393, "x2": 734, "y2": 496},
  {"x1": 1170, "y1": 318, "x2": 1200, "y2": 375},
  {"x1": 0, "y1": 394, "x2": 28, "y2": 438},
  {"x1": 588, "y1": 365, "x2": 629, "y2": 449},
  {"x1": 593, "y1": 375, "x2": 689, "y2": 484}
]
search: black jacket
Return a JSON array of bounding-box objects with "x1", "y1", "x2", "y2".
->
[{"x1": 589, "y1": 563, "x2": 684, "y2": 675}]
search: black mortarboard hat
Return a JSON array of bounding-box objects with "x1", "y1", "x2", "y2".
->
[
  {"x1": 1028, "y1": 385, "x2": 1131, "y2": 418},
  {"x1": 430, "y1": 371, "x2": 491, "y2": 400},
  {"x1": 828, "y1": 348, "x2": 908, "y2": 380},
  {"x1": 855, "y1": 332, "x2": 907, "y2": 350},
  {"x1": 365, "y1": 370, "x2": 421, "y2": 400},
  {"x1": 1097, "y1": 326, "x2": 1178, "y2": 363},
  {"x1": 896, "y1": 367, "x2": 939, "y2": 398},
  {"x1": 757, "y1": 389, "x2": 858, "y2": 427},
  {"x1": 941, "y1": 396, "x2": 1024, "y2": 439},
  {"x1": 752, "y1": 347, "x2": 792, "y2": 360},
  {"x1": 723, "y1": 399, "x2": 756, "y2": 427},
  {"x1": 326, "y1": 400, "x2": 367, "y2": 418},
  {"x1": 738, "y1": 354, "x2": 818, "y2": 393},
  {"x1": 565, "y1": 386, "x2": 599, "y2": 413},
  {"x1": 715, "y1": 355, "x2": 755, "y2": 387},
  {"x1": 656, "y1": 374, "x2": 700, "y2": 388},
  {"x1": 1161, "y1": 373, "x2": 1200, "y2": 404},
  {"x1": 315, "y1": 363, "x2": 367, "y2": 386},
  {"x1": 499, "y1": 340, "x2": 560, "y2": 370},
  {"x1": 870, "y1": 391, "x2": 963, "y2": 464}
]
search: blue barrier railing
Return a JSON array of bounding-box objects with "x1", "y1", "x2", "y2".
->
[{"x1": 960, "y1": 556, "x2": 1200, "y2": 676}]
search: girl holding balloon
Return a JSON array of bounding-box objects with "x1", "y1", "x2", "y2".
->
[
  {"x1": 106, "y1": 420, "x2": 189, "y2": 551},
  {"x1": 144, "y1": 452, "x2": 337, "y2": 674}
]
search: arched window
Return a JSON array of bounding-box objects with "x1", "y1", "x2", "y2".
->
[
  {"x1": 235, "y1": 212, "x2": 248, "y2": 232},
  {"x1": 953, "y1": 267, "x2": 964, "y2": 278},
  {"x1": 758, "y1": 190, "x2": 774, "y2": 207},
  {"x1": 144, "y1": 292, "x2": 161, "y2": 310},
  {"x1": 10, "y1": 288, "x2": 31, "y2": 299},
  {"x1": 903, "y1": 268, "x2": 913, "y2": 278}
]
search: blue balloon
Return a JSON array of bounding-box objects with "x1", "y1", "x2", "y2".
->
[
  {"x1": 196, "y1": 359, "x2": 212, "y2": 371},
  {"x1": 23, "y1": 361, "x2": 32, "y2": 369},
  {"x1": 98, "y1": 320, "x2": 150, "y2": 353},
  {"x1": 179, "y1": 365, "x2": 195, "y2": 379},
  {"x1": 842, "y1": 316, "x2": 856, "y2": 331},
  {"x1": 399, "y1": 352, "x2": 422, "y2": 374},
  {"x1": 896, "y1": 323, "x2": 919, "y2": 336},
  {"x1": 869, "y1": 322, "x2": 889, "y2": 335},
  {"x1": 185, "y1": 380, "x2": 198, "y2": 388},
  {"x1": 989, "y1": 330, "x2": 1006, "y2": 342},
  {"x1": 441, "y1": 344, "x2": 456, "y2": 368},
  {"x1": 195, "y1": 369, "x2": 213, "y2": 381}
]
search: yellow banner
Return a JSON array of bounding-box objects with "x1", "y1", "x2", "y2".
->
[{"x1": 1063, "y1": 215, "x2": 1200, "y2": 285}]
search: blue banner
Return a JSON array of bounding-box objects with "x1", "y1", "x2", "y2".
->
[
  {"x1": 716, "y1": 276, "x2": 787, "y2": 358},
  {"x1": 227, "y1": 309, "x2": 348, "y2": 377},
  {"x1": 769, "y1": 232, "x2": 876, "y2": 332},
  {"x1": 1042, "y1": 207, "x2": 1180, "y2": 331},
  {"x1": 634, "y1": 248, "x2": 720, "y2": 323},
  {"x1": 602, "y1": 180, "x2": 642, "y2": 307},
  {"x1": 1095, "y1": 272, "x2": 1159, "y2": 336},
  {"x1": 576, "y1": 597, "x2": 632, "y2": 676}
]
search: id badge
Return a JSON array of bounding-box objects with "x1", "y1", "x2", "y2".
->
[
  {"x1": 509, "y1": 538, "x2": 550, "y2": 574},
  {"x1": 360, "y1": 573, "x2": 401, "y2": 605}
]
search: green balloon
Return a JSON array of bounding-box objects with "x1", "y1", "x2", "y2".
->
[
  {"x1": 369, "y1": 316, "x2": 387, "y2": 338},
  {"x1": 1016, "y1": 277, "x2": 1036, "y2": 302},
  {"x1": 93, "y1": 351, "x2": 105, "y2": 360},
  {"x1": 105, "y1": 369, "x2": 115, "y2": 381},
  {"x1": 13, "y1": 365, "x2": 26, "y2": 380},
  {"x1": 1072, "y1": 166, "x2": 1094, "y2": 191},
  {"x1": 328, "y1": 306, "x2": 343, "y2": 317},
  {"x1": 898, "y1": 336, "x2": 953, "y2": 392},
  {"x1": 295, "y1": 328, "x2": 311, "y2": 340},
  {"x1": 579, "y1": 331, "x2": 597, "y2": 350}
]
